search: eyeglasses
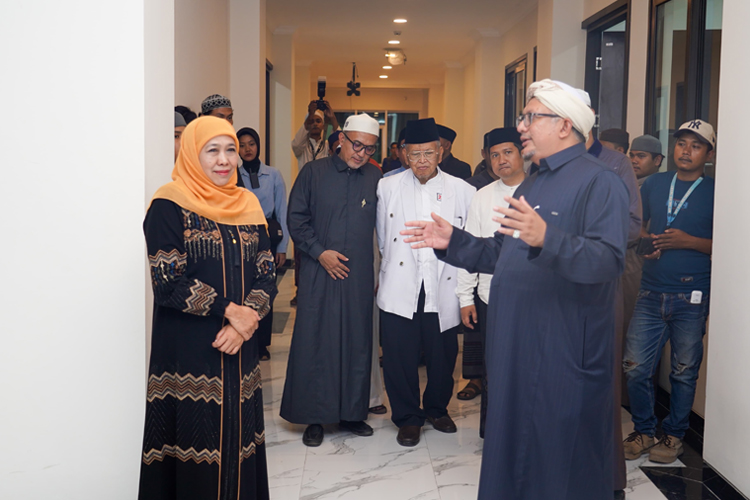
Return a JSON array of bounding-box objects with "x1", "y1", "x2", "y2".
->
[
  {"x1": 407, "y1": 150, "x2": 437, "y2": 162},
  {"x1": 341, "y1": 132, "x2": 378, "y2": 156},
  {"x1": 516, "y1": 112, "x2": 560, "y2": 127}
]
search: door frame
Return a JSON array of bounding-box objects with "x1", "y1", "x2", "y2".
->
[
  {"x1": 504, "y1": 54, "x2": 528, "y2": 128},
  {"x1": 582, "y1": 0, "x2": 631, "y2": 133}
]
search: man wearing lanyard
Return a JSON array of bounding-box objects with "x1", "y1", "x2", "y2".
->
[{"x1": 622, "y1": 119, "x2": 716, "y2": 464}]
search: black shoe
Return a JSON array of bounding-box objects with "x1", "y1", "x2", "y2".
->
[
  {"x1": 427, "y1": 415, "x2": 457, "y2": 433},
  {"x1": 397, "y1": 425, "x2": 421, "y2": 447},
  {"x1": 290, "y1": 295, "x2": 297, "y2": 306},
  {"x1": 339, "y1": 420, "x2": 374, "y2": 436},
  {"x1": 259, "y1": 349, "x2": 270, "y2": 361},
  {"x1": 302, "y1": 424, "x2": 324, "y2": 447},
  {"x1": 614, "y1": 490, "x2": 625, "y2": 500}
]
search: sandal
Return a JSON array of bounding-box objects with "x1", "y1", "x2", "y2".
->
[
  {"x1": 369, "y1": 405, "x2": 387, "y2": 415},
  {"x1": 457, "y1": 380, "x2": 482, "y2": 400}
]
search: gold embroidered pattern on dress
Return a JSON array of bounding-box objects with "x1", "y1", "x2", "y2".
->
[
  {"x1": 184, "y1": 280, "x2": 217, "y2": 316},
  {"x1": 142, "y1": 445, "x2": 220, "y2": 465},
  {"x1": 147, "y1": 372, "x2": 222, "y2": 405},
  {"x1": 182, "y1": 209, "x2": 223, "y2": 261},
  {"x1": 240, "y1": 365, "x2": 263, "y2": 403},
  {"x1": 237, "y1": 226, "x2": 260, "y2": 262},
  {"x1": 239, "y1": 432, "x2": 265, "y2": 463},
  {"x1": 148, "y1": 248, "x2": 187, "y2": 287}
]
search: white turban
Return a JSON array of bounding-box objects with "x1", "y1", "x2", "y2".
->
[{"x1": 526, "y1": 79, "x2": 595, "y2": 140}]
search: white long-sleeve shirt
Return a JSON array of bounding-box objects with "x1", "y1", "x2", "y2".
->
[
  {"x1": 291, "y1": 123, "x2": 329, "y2": 169},
  {"x1": 456, "y1": 179, "x2": 521, "y2": 307}
]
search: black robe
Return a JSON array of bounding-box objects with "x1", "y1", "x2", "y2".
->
[
  {"x1": 439, "y1": 153, "x2": 472, "y2": 179},
  {"x1": 140, "y1": 199, "x2": 277, "y2": 500},
  {"x1": 281, "y1": 155, "x2": 382, "y2": 424},
  {"x1": 438, "y1": 144, "x2": 629, "y2": 500}
]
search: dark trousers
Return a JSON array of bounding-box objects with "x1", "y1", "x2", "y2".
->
[
  {"x1": 380, "y1": 286, "x2": 459, "y2": 428},
  {"x1": 475, "y1": 298, "x2": 488, "y2": 439},
  {"x1": 257, "y1": 304, "x2": 273, "y2": 350},
  {"x1": 257, "y1": 248, "x2": 278, "y2": 352}
]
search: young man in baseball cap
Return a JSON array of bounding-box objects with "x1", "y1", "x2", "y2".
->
[{"x1": 623, "y1": 119, "x2": 715, "y2": 464}]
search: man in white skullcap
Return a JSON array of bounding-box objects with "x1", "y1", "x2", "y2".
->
[
  {"x1": 402, "y1": 79, "x2": 630, "y2": 500},
  {"x1": 282, "y1": 113, "x2": 383, "y2": 447}
]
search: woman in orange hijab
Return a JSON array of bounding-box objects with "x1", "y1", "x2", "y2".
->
[{"x1": 139, "y1": 116, "x2": 275, "y2": 500}]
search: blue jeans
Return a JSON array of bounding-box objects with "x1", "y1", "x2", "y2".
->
[{"x1": 623, "y1": 289, "x2": 709, "y2": 438}]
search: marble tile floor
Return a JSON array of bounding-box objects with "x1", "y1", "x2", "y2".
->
[{"x1": 261, "y1": 269, "x2": 720, "y2": 500}]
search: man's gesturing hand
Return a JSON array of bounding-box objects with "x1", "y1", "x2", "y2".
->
[
  {"x1": 494, "y1": 195, "x2": 547, "y2": 248},
  {"x1": 401, "y1": 212, "x2": 453, "y2": 250},
  {"x1": 318, "y1": 250, "x2": 350, "y2": 280}
]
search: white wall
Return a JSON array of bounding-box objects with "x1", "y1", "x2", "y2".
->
[
  {"x1": 175, "y1": 0, "x2": 229, "y2": 112},
  {"x1": 0, "y1": 0, "x2": 173, "y2": 497},
  {"x1": 229, "y1": 0, "x2": 266, "y2": 136},
  {"x1": 703, "y1": 0, "x2": 750, "y2": 495}
]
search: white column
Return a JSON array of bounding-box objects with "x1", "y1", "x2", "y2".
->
[
  {"x1": 292, "y1": 62, "x2": 312, "y2": 178},
  {"x1": 270, "y1": 27, "x2": 296, "y2": 193},
  {"x1": 229, "y1": 0, "x2": 266, "y2": 136},
  {"x1": 625, "y1": 0, "x2": 649, "y2": 137},
  {"x1": 443, "y1": 63, "x2": 466, "y2": 160},
  {"x1": 0, "y1": 0, "x2": 173, "y2": 497},
  {"x1": 703, "y1": 0, "x2": 750, "y2": 496},
  {"x1": 174, "y1": 0, "x2": 229, "y2": 110},
  {"x1": 536, "y1": 0, "x2": 586, "y2": 87},
  {"x1": 473, "y1": 33, "x2": 504, "y2": 161}
]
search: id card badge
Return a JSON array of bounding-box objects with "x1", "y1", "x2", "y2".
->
[{"x1": 690, "y1": 291, "x2": 703, "y2": 304}]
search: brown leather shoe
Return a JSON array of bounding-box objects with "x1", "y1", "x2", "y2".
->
[
  {"x1": 396, "y1": 425, "x2": 421, "y2": 447},
  {"x1": 427, "y1": 415, "x2": 457, "y2": 433}
]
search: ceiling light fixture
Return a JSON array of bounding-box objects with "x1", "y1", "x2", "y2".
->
[
  {"x1": 393, "y1": 19, "x2": 407, "y2": 24},
  {"x1": 388, "y1": 40, "x2": 400, "y2": 45},
  {"x1": 379, "y1": 75, "x2": 388, "y2": 79},
  {"x1": 383, "y1": 65, "x2": 392, "y2": 69}
]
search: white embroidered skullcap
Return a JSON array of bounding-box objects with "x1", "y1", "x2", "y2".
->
[{"x1": 343, "y1": 113, "x2": 380, "y2": 137}]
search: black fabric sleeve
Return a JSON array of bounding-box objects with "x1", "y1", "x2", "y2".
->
[
  {"x1": 243, "y1": 225, "x2": 278, "y2": 320},
  {"x1": 287, "y1": 163, "x2": 326, "y2": 259},
  {"x1": 435, "y1": 226, "x2": 504, "y2": 275},
  {"x1": 144, "y1": 199, "x2": 230, "y2": 317}
]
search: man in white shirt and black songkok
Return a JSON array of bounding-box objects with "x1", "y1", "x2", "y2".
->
[
  {"x1": 455, "y1": 127, "x2": 526, "y2": 437},
  {"x1": 376, "y1": 118, "x2": 475, "y2": 447}
]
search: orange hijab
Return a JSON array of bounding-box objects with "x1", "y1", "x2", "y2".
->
[{"x1": 151, "y1": 116, "x2": 266, "y2": 226}]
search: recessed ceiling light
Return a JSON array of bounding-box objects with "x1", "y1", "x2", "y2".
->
[
  {"x1": 383, "y1": 65, "x2": 392, "y2": 69},
  {"x1": 388, "y1": 40, "x2": 400, "y2": 45},
  {"x1": 379, "y1": 75, "x2": 388, "y2": 79},
  {"x1": 394, "y1": 19, "x2": 407, "y2": 24}
]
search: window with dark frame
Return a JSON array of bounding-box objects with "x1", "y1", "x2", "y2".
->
[
  {"x1": 504, "y1": 55, "x2": 528, "y2": 128},
  {"x1": 645, "y1": 0, "x2": 722, "y2": 176},
  {"x1": 582, "y1": 0, "x2": 630, "y2": 139}
]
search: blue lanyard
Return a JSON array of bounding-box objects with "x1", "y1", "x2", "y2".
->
[{"x1": 667, "y1": 173, "x2": 703, "y2": 228}]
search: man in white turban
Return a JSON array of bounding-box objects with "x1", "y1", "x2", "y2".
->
[{"x1": 401, "y1": 79, "x2": 630, "y2": 500}]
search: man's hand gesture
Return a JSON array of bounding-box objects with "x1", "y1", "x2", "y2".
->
[{"x1": 401, "y1": 212, "x2": 454, "y2": 250}]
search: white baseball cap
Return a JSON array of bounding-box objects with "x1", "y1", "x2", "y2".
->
[
  {"x1": 674, "y1": 119, "x2": 716, "y2": 150},
  {"x1": 343, "y1": 113, "x2": 380, "y2": 137}
]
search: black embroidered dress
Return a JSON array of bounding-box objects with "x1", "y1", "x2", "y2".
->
[{"x1": 139, "y1": 199, "x2": 276, "y2": 500}]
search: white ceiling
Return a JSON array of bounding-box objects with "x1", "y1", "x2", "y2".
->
[{"x1": 267, "y1": 0, "x2": 537, "y2": 88}]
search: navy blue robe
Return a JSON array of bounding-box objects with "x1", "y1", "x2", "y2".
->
[{"x1": 438, "y1": 143, "x2": 629, "y2": 500}]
